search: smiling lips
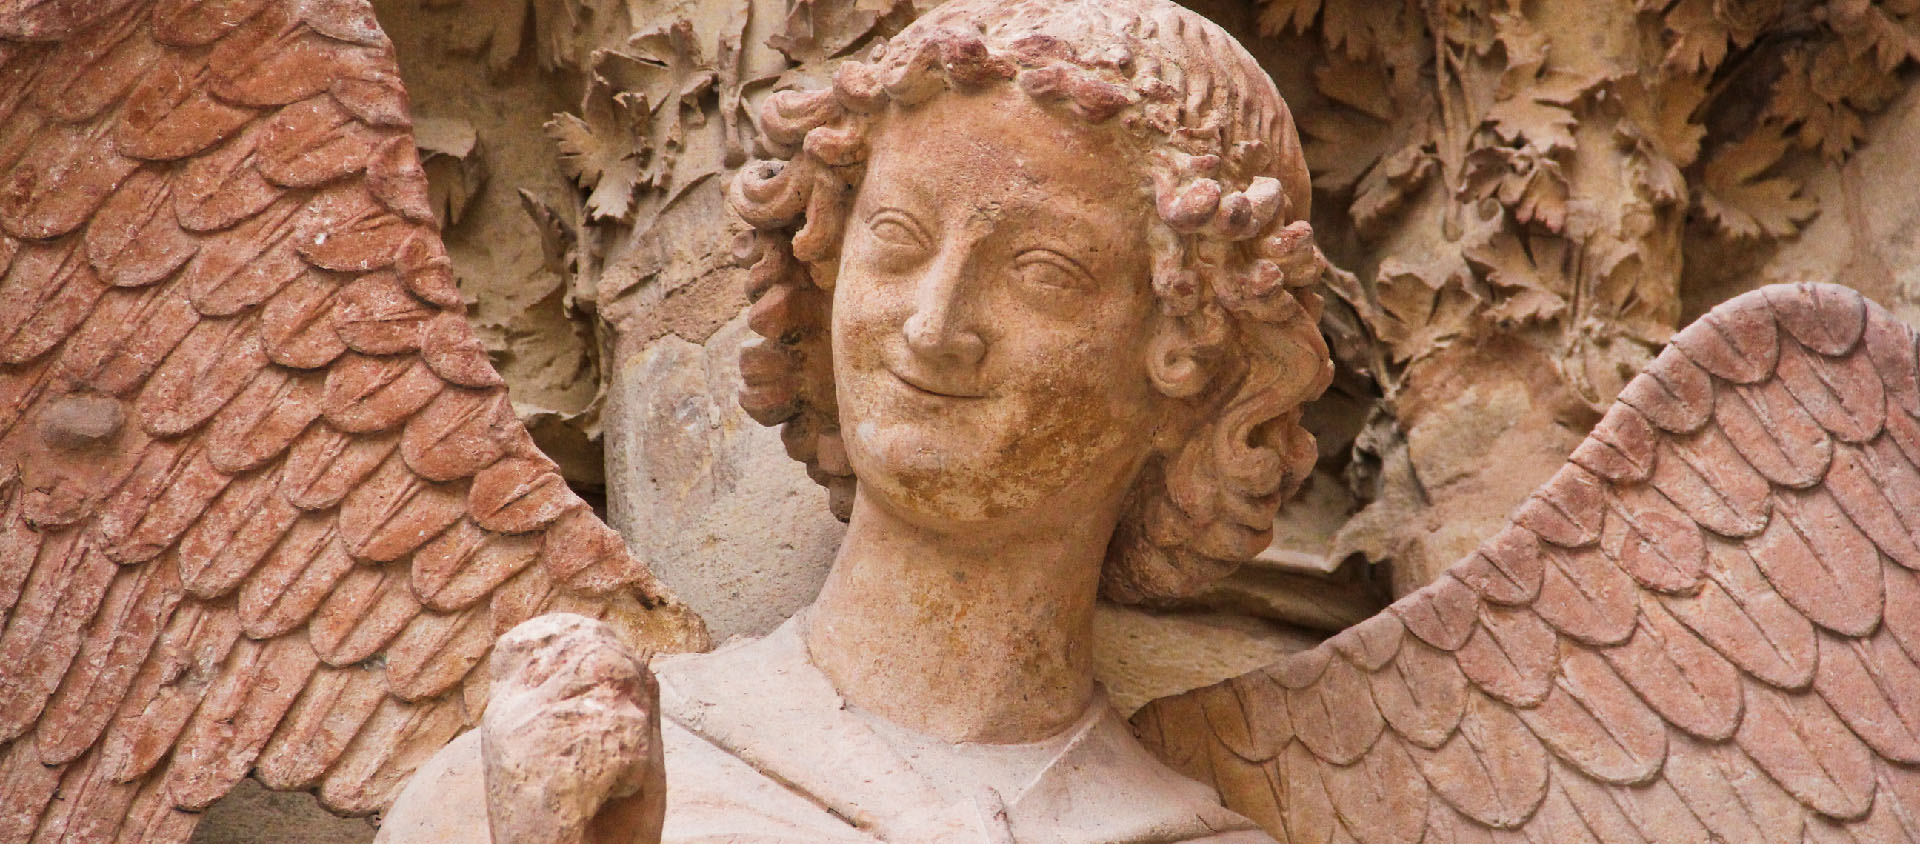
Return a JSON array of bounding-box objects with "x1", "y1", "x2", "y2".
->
[{"x1": 888, "y1": 366, "x2": 985, "y2": 399}]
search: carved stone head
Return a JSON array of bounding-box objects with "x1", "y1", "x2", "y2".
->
[{"x1": 728, "y1": 0, "x2": 1333, "y2": 602}]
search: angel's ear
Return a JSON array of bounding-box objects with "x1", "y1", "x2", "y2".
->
[
  {"x1": 1148, "y1": 299, "x2": 1238, "y2": 398},
  {"x1": 1163, "y1": 303, "x2": 1329, "y2": 553},
  {"x1": 1146, "y1": 320, "x2": 1209, "y2": 399},
  {"x1": 1146, "y1": 313, "x2": 1224, "y2": 456}
]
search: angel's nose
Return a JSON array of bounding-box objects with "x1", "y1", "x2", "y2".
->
[{"x1": 902, "y1": 256, "x2": 985, "y2": 367}]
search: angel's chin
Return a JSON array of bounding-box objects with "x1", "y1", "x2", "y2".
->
[{"x1": 845, "y1": 427, "x2": 1058, "y2": 526}]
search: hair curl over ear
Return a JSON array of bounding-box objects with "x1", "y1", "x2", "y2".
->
[{"x1": 727, "y1": 0, "x2": 1334, "y2": 603}]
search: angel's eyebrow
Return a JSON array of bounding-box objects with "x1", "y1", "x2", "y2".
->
[
  {"x1": 1003, "y1": 198, "x2": 1119, "y2": 255},
  {"x1": 864, "y1": 204, "x2": 922, "y2": 221}
]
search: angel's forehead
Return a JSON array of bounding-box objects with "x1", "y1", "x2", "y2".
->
[{"x1": 854, "y1": 87, "x2": 1151, "y2": 228}]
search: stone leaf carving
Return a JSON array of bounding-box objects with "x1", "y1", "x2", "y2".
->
[
  {"x1": 1269, "y1": 0, "x2": 1920, "y2": 600},
  {"x1": 1134, "y1": 283, "x2": 1920, "y2": 842},
  {"x1": 0, "y1": 2, "x2": 707, "y2": 841}
]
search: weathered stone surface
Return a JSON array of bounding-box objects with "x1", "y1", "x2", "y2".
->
[
  {"x1": 191, "y1": 780, "x2": 374, "y2": 844},
  {"x1": 1094, "y1": 604, "x2": 1320, "y2": 717},
  {"x1": 606, "y1": 314, "x2": 844, "y2": 640}
]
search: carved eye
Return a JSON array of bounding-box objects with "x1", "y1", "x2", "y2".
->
[
  {"x1": 1014, "y1": 249, "x2": 1092, "y2": 292},
  {"x1": 866, "y1": 210, "x2": 930, "y2": 256}
]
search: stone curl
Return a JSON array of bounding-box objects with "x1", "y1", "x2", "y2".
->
[{"x1": 726, "y1": 0, "x2": 1333, "y2": 603}]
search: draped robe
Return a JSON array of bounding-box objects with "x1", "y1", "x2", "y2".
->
[{"x1": 654, "y1": 614, "x2": 1276, "y2": 844}]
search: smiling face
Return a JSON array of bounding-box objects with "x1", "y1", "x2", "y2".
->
[{"x1": 831, "y1": 87, "x2": 1168, "y2": 527}]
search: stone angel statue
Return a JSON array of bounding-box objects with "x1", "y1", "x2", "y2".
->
[{"x1": 4, "y1": 1, "x2": 1920, "y2": 844}]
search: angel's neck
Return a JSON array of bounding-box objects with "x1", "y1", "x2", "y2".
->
[{"x1": 802, "y1": 491, "x2": 1112, "y2": 745}]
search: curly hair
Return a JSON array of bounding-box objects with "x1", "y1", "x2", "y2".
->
[{"x1": 726, "y1": 0, "x2": 1333, "y2": 603}]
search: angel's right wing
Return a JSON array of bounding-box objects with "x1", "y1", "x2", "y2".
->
[
  {"x1": 1134, "y1": 282, "x2": 1920, "y2": 842},
  {"x1": 0, "y1": 2, "x2": 705, "y2": 841}
]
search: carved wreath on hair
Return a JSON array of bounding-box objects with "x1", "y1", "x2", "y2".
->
[{"x1": 724, "y1": 2, "x2": 1336, "y2": 603}]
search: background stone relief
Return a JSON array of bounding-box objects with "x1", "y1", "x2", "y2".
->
[{"x1": 605, "y1": 312, "x2": 841, "y2": 638}]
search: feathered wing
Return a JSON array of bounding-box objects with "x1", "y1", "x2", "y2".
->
[
  {"x1": 1134, "y1": 282, "x2": 1920, "y2": 843},
  {"x1": 0, "y1": 2, "x2": 707, "y2": 841}
]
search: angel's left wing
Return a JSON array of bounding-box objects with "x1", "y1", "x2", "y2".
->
[{"x1": 1134, "y1": 282, "x2": 1920, "y2": 842}]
